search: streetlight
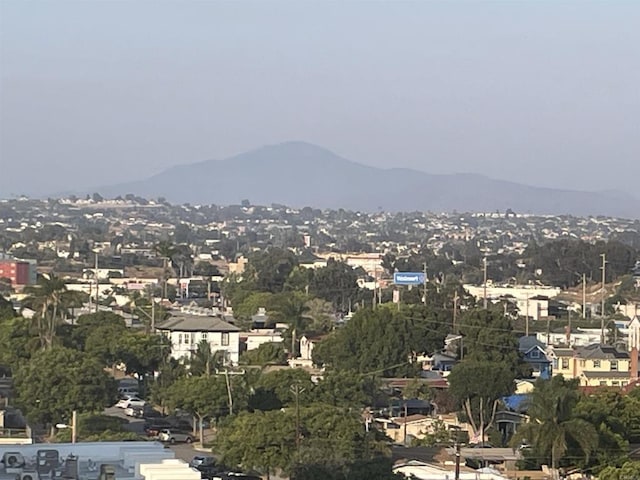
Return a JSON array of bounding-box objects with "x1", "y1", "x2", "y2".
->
[{"x1": 56, "y1": 410, "x2": 77, "y2": 443}]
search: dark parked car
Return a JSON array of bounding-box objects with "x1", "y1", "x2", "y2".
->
[{"x1": 144, "y1": 418, "x2": 192, "y2": 437}]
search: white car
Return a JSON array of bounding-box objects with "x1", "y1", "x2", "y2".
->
[{"x1": 116, "y1": 396, "x2": 145, "y2": 409}]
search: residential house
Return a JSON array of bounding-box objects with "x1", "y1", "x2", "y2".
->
[
  {"x1": 549, "y1": 343, "x2": 637, "y2": 388},
  {"x1": 288, "y1": 335, "x2": 317, "y2": 368},
  {"x1": 518, "y1": 336, "x2": 552, "y2": 378},
  {"x1": 421, "y1": 352, "x2": 457, "y2": 374},
  {"x1": 515, "y1": 296, "x2": 549, "y2": 320},
  {"x1": 242, "y1": 329, "x2": 283, "y2": 352},
  {"x1": 156, "y1": 314, "x2": 241, "y2": 365}
]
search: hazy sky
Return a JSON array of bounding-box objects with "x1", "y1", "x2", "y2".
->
[{"x1": 1, "y1": 0, "x2": 639, "y2": 197}]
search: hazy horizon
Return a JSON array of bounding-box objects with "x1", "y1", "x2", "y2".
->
[{"x1": 1, "y1": 1, "x2": 639, "y2": 197}]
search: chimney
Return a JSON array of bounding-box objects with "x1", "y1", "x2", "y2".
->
[{"x1": 631, "y1": 347, "x2": 638, "y2": 382}]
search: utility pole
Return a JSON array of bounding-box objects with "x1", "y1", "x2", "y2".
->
[
  {"x1": 71, "y1": 410, "x2": 77, "y2": 444},
  {"x1": 423, "y1": 262, "x2": 428, "y2": 306},
  {"x1": 454, "y1": 442, "x2": 461, "y2": 480},
  {"x1": 151, "y1": 296, "x2": 156, "y2": 332},
  {"x1": 94, "y1": 252, "x2": 99, "y2": 313},
  {"x1": 582, "y1": 273, "x2": 587, "y2": 319},
  {"x1": 403, "y1": 402, "x2": 408, "y2": 446},
  {"x1": 526, "y1": 295, "x2": 530, "y2": 333},
  {"x1": 601, "y1": 253, "x2": 607, "y2": 343},
  {"x1": 291, "y1": 383, "x2": 306, "y2": 453},
  {"x1": 482, "y1": 257, "x2": 488, "y2": 309},
  {"x1": 224, "y1": 369, "x2": 233, "y2": 416},
  {"x1": 452, "y1": 291, "x2": 459, "y2": 333}
]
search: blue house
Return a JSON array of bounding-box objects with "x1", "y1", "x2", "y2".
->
[{"x1": 519, "y1": 336, "x2": 552, "y2": 379}]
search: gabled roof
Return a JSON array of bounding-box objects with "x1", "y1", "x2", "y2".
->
[
  {"x1": 581, "y1": 370, "x2": 631, "y2": 379},
  {"x1": 519, "y1": 335, "x2": 546, "y2": 352},
  {"x1": 578, "y1": 344, "x2": 629, "y2": 360},
  {"x1": 156, "y1": 315, "x2": 240, "y2": 332}
]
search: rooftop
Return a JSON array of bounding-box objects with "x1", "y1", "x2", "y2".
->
[{"x1": 156, "y1": 314, "x2": 240, "y2": 332}]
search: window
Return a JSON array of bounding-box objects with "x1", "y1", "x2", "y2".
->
[
  {"x1": 593, "y1": 360, "x2": 601, "y2": 368},
  {"x1": 610, "y1": 360, "x2": 618, "y2": 371},
  {"x1": 201, "y1": 332, "x2": 208, "y2": 341},
  {"x1": 185, "y1": 334, "x2": 190, "y2": 344},
  {"x1": 530, "y1": 349, "x2": 540, "y2": 359},
  {"x1": 612, "y1": 381, "x2": 620, "y2": 387},
  {"x1": 222, "y1": 332, "x2": 229, "y2": 346},
  {"x1": 178, "y1": 334, "x2": 183, "y2": 345},
  {"x1": 600, "y1": 381, "x2": 607, "y2": 386},
  {"x1": 561, "y1": 358, "x2": 569, "y2": 369}
]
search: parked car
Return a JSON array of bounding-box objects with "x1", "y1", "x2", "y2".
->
[
  {"x1": 158, "y1": 429, "x2": 193, "y2": 444},
  {"x1": 118, "y1": 386, "x2": 139, "y2": 398},
  {"x1": 190, "y1": 456, "x2": 216, "y2": 468},
  {"x1": 144, "y1": 418, "x2": 192, "y2": 437},
  {"x1": 124, "y1": 406, "x2": 146, "y2": 418},
  {"x1": 116, "y1": 396, "x2": 145, "y2": 409}
]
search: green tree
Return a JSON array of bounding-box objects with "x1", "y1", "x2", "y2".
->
[
  {"x1": 269, "y1": 292, "x2": 310, "y2": 356},
  {"x1": 574, "y1": 389, "x2": 629, "y2": 469},
  {"x1": 0, "y1": 317, "x2": 39, "y2": 370},
  {"x1": 313, "y1": 304, "x2": 449, "y2": 377},
  {"x1": 188, "y1": 339, "x2": 224, "y2": 377},
  {"x1": 314, "y1": 369, "x2": 380, "y2": 407},
  {"x1": 458, "y1": 308, "x2": 527, "y2": 376},
  {"x1": 0, "y1": 295, "x2": 15, "y2": 320},
  {"x1": 309, "y1": 259, "x2": 360, "y2": 310},
  {"x1": 248, "y1": 248, "x2": 298, "y2": 293},
  {"x1": 13, "y1": 347, "x2": 117, "y2": 436},
  {"x1": 154, "y1": 240, "x2": 177, "y2": 299},
  {"x1": 240, "y1": 343, "x2": 287, "y2": 366},
  {"x1": 598, "y1": 461, "x2": 640, "y2": 480},
  {"x1": 513, "y1": 376, "x2": 598, "y2": 470},
  {"x1": 217, "y1": 404, "x2": 390, "y2": 480},
  {"x1": 217, "y1": 409, "x2": 295, "y2": 479},
  {"x1": 254, "y1": 369, "x2": 315, "y2": 407},
  {"x1": 120, "y1": 333, "x2": 170, "y2": 378},
  {"x1": 23, "y1": 274, "x2": 74, "y2": 349},
  {"x1": 166, "y1": 375, "x2": 236, "y2": 444},
  {"x1": 448, "y1": 361, "x2": 515, "y2": 442}
]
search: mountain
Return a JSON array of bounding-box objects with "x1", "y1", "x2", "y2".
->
[{"x1": 95, "y1": 141, "x2": 640, "y2": 218}]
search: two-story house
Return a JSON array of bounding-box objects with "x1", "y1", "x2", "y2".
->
[
  {"x1": 518, "y1": 336, "x2": 552, "y2": 378},
  {"x1": 549, "y1": 344, "x2": 634, "y2": 388},
  {"x1": 156, "y1": 314, "x2": 241, "y2": 365}
]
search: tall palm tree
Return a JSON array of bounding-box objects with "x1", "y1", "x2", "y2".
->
[
  {"x1": 270, "y1": 293, "x2": 310, "y2": 357},
  {"x1": 188, "y1": 340, "x2": 224, "y2": 376},
  {"x1": 154, "y1": 240, "x2": 177, "y2": 299},
  {"x1": 513, "y1": 376, "x2": 598, "y2": 471},
  {"x1": 23, "y1": 274, "x2": 72, "y2": 349}
]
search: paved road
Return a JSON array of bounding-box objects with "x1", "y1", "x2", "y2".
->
[{"x1": 105, "y1": 405, "x2": 210, "y2": 465}]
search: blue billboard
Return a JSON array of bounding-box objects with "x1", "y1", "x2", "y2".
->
[{"x1": 393, "y1": 272, "x2": 426, "y2": 285}]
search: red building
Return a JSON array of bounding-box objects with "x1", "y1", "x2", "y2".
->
[{"x1": 0, "y1": 260, "x2": 32, "y2": 288}]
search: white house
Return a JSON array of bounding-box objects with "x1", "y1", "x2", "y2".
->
[
  {"x1": 156, "y1": 314, "x2": 241, "y2": 365},
  {"x1": 243, "y1": 329, "x2": 283, "y2": 351}
]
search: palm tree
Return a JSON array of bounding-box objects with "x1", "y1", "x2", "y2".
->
[
  {"x1": 23, "y1": 274, "x2": 72, "y2": 349},
  {"x1": 513, "y1": 376, "x2": 598, "y2": 471},
  {"x1": 270, "y1": 293, "x2": 310, "y2": 357},
  {"x1": 188, "y1": 340, "x2": 224, "y2": 376},
  {"x1": 154, "y1": 240, "x2": 177, "y2": 299}
]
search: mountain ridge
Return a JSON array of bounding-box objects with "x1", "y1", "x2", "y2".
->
[{"x1": 93, "y1": 141, "x2": 640, "y2": 218}]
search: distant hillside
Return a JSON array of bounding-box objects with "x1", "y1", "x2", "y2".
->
[{"x1": 95, "y1": 141, "x2": 640, "y2": 218}]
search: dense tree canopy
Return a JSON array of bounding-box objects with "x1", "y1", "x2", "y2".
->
[
  {"x1": 14, "y1": 347, "x2": 117, "y2": 433},
  {"x1": 313, "y1": 304, "x2": 449, "y2": 376}
]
